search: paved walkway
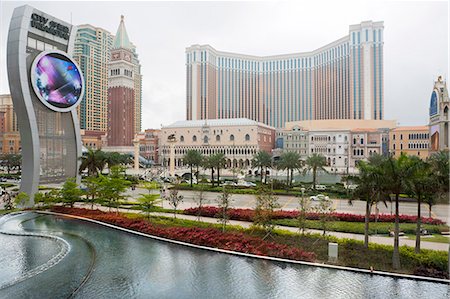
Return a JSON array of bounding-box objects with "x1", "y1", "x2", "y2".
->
[{"x1": 74, "y1": 203, "x2": 449, "y2": 252}]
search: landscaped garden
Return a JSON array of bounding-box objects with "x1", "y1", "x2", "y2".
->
[{"x1": 48, "y1": 206, "x2": 449, "y2": 279}]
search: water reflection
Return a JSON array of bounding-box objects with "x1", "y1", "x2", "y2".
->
[{"x1": 0, "y1": 213, "x2": 448, "y2": 299}]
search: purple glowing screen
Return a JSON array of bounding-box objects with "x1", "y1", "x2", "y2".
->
[{"x1": 33, "y1": 52, "x2": 82, "y2": 108}]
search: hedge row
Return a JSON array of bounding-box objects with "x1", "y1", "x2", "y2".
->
[
  {"x1": 184, "y1": 206, "x2": 445, "y2": 225},
  {"x1": 51, "y1": 207, "x2": 315, "y2": 262}
]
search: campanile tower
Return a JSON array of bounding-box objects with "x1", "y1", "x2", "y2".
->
[{"x1": 107, "y1": 15, "x2": 136, "y2": 146}]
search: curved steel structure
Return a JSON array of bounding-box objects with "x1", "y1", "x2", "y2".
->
[{"x1": 6, "y1": 5, "x2": 82, "y2": 205}]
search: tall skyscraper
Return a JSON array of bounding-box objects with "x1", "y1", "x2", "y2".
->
[
  {"x1": 107, "y1": 15, "x2": 142, "y2": 146},
  {"x1": 73, "y1": 24, "x2": 113, "y2": 133},
  {"x1": 186, "y1": 21, "x2": 384, "y2": 128}
]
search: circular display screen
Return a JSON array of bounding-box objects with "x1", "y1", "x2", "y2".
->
[{"x1": 31, "y1": 51, "x2": 83, "y2": 111}]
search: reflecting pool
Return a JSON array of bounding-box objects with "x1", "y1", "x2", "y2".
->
[{"x1": 0, "y1": 212, "x2": 449, "y2": 298}]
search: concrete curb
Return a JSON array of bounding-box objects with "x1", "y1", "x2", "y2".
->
[{"x1": 35, "y1": 210, "x2": 450, "y2": 284}]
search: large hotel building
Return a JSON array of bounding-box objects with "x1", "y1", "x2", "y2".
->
[{"x1": 186, "y1": 21, "x2": 384, "y2": 128}]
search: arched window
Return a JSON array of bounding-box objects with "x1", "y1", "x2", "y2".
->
[
  {"x1": 216, "y1": 135, "x2": 220, "y2": 142},
  {"x1": 180, "y1": 136, "x2": 184, "y2": 142},
  {"x1": 245, "y1": 134, "x2": 250, "y2": 141},
  {"x1": 203, "y1": 136, "x2": 208, "y2": 143},
  {"x1": 230, "y1": 134, "x2": 235, "y2": 141},
  {"x1": 192, "y1": 135, "x2": 197, "y2": 142}
]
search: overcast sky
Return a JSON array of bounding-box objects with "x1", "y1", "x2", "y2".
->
[{"x1": 1, "y1": 0, "x2": 448, "y2": 129}]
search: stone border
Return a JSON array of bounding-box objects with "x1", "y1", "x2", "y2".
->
[{"x1": 36, "y1": 211, "x2": 450, "y2": 285}]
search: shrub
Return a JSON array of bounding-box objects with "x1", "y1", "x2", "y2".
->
[
  {"x1": 50, "y1": 207, "x2": 316, "y2": 262},
  {"x1": 184, "y1": 206, "x2": 445, "y2": 225}
]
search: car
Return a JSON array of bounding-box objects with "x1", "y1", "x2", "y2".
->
[
  {"x1": 237, "y1": 181, "x2": 256, "y2": 187},
  {"x1": 313, "y1": 185, "x2": 326, "y2": 190},
  {"x1": 0, "y1": 177, "x2": 7, "y2": 182},
  {"x1": 309, "y1": 194, "x2": 330, "y2": 201},
  {"x1": 223, "y1": 181, "x2": 237, "y2": 186},
  {"x1": 344, "y1": 184, "x2": 358, "y2": 190}
]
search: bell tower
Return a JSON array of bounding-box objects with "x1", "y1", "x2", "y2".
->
[{"x1": 107, "y1": 15, "x2": 135, "y2": 146}]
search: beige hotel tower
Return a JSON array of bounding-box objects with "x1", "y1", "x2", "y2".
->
[{"x1": 186, "y1": 21, "x2": 384, "y2": 128}]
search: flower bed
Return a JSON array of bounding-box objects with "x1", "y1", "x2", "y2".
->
[
  {"x1": 184, "y1": 206, "x2": 445, "y2": 225},
  {"x1": 50, "y1": 207, "x2": 315, "y2": 262}
]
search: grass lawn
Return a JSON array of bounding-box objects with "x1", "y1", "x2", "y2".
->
[
  {"x1": 274, "y1": 219, "x2": 449, "y2": 235},
  {"x1": 406, "y1": 234, "x2": 450, "y2": 244}
]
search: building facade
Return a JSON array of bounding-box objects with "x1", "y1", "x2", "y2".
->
[
  {"x1": 389, "y1": 126, "x2": 430, "y2": 159},
  {"x1": 73, "y1": 24, "x2": 112, "y2": 133},
  {"x1": 137, "y1": 129, "x2": 160, "y2": 164},
  {"x1": 278, "y1": 119, "x2": 395, "y2": 172},
  {"x1": 159, "y1": 118, "x2": 275, "y2": 169},
  {"x1": 0, "y1": 94, "x2": 20, "y2": 154},
  {"x1": 429, "y1": 76, "x2": 449, "y2": 152},
  {"x1": 186, "y1": 21, "x2": 384, "y2": 128},
  {"x1": 107, "y1": 16, "x2": 142, "y2": 146}
]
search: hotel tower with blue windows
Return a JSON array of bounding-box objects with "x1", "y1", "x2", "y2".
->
[{"x1": 186, "y1": 21, "x2": 384, "y2": 128}]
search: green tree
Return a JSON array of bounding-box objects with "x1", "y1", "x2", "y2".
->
[
  {"x1": 98, "y1": 166, "x2": 130, "y2": 212},
  {"x1": 253, "y1": 185, "x2": 280, "y2": 239},
  {"x1": 305, "y1": 153, "x2": 328, "y2": 190},
  {"x1": 183, "y1": 150, "x2": 203, "y2": 186},
  {"x1": 14, "y1": 192, "x2": 29, "y2": 208},
  {"x1": 0, "y1": 154, "x2": 21, "y2": 174},
  {"x1": 278, "y1": 151, "x2": 303, "y2": 187},
  {"x1": 211, "y1": 153, "x2": 227, "y2": 186},
  {"x1": 252, "y1": 151, "x2": 272, "y2": 183},
  {"x1": 193, "y1": 183, "x2": 208, "y2": 221},
  {"x1": 216, "y1": 186, "x2": 233, "y2": 232},
  {"x1": 351, "y1": 155, "x2": 389, "y2": 248},
  {"x1": 312, "y1": 195, "x2": 335, "y2": 236},
  {"x1": 297, "y1": 192, "x2": 312, "y2": 235},
  {"x1": 60, "y1": 177, "x2": 84, "y2": 208},
  {"x1": 34, "y1": 190, "x2": 60, "y2": 208},
  {"x1": 405, "y1": 156, "x2": 434, "y2": 253},
  {"x1": 79, "y1": 148, "x2": 107, "y2": 176},
  {"x1": 203, "y1": 156, "x2": 215, "y2": 186},
  {"x1": 105, "y1": 152, "x2": 132, "y2": 168},
  {"x1": 138, "y1": 194, "x2": 161, "y2": 219},
  {"x1": 83, "y1": 176, "x2": 102, "y2": 209},
  {"x1": 383, "y1": 153, "x2": 413, "y2": 270},
  {"x1": 167, "y1": 188, "x2": 183, "y2": 218}
]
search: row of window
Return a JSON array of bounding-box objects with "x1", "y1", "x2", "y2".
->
[
  {"x1": 179, "y1": 134, "x2": 251, "y2": 143},
  {"x1": 408, "y1": 133, "x2": 429, "y2": 140},
  {"x1": 162, "y1": 147, "x2": 258, "y2": 157},
  {"x1": 408, "y1": 143, "x2": 429, "y2": 149}
]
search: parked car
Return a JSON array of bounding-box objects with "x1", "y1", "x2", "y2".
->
[
  {"x1": 309, "y1": 194, "x2": 330, "y2": 201},
  {"x1": 237, "y1": 181, "x2": 256, "y2": 187},
  {"x1": 311, "y1": 185, "x2": 326, "y2": 190},
  {"x1": 223, "y1": 181, "x2": 237, "y2": 187},
  {"x1": 344, "y1": 184, "x2": 358, "y2": 190},
  {"x1": 0, "y1": 177, "x2": 7, "y2": 182}
]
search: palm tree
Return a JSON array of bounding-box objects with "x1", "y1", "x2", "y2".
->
[
  {"x1": 406, "y1": 156, "x2": 434, "y2": 253},
  {"x1": 305, "y1": 153, "x2": 327, "y2": 190},
  {"x1": 277, "y1": 152, "x2": 302, "y2": 187},
  {"x1": 203, "y1": 156, "x2": 215, "y2": 187},
  {"x1": 252, "y1": 151, "x2": 272, "y2": 183},
  {"x1": 79, "y1": 148, "x2": 107, "y2": 176},
  {"x1": 383, "y1": 153, "x2": 413, "y2": 270},
  {"x1": 212, "y1": 153, "x2": 227, "y2": 186},
  {"x1": 183, "y1": 150, "x2": 203, "y2": 186},
  {"x1": 351, "y1": 155, "x2": 389, "y2": 248}
]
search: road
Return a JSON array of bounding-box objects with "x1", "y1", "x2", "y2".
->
[{"x1": 123, "y1": 188, "x2": 450, "y2": 224}]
